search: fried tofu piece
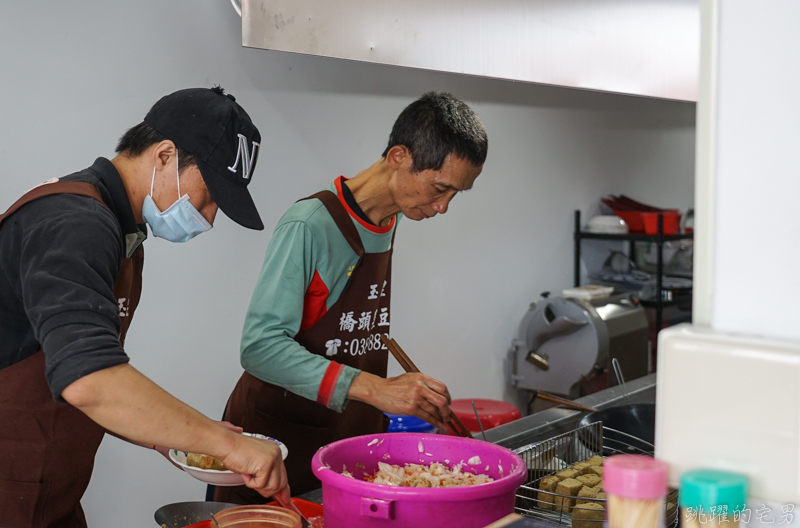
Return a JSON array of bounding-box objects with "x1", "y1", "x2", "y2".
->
[
  {"x1": 572, "y1": 502, "x2": 605, "y2": 528},
  {"x1": 555, "y1": 468, "x2": 580, "y2": 480},
  {"x1": 583, "y1": 465, "x2": 603, "y2": 477},
  {"x1": 586, "y1": 456, "x2": 604, "y2": 466},
  {"x1": 571, "y1": 462, "x2": 592, "y2": 473},
  {"x1": 187, "y1": 453, "x2": 227, "y2": 471},
  {"x1": 576, "y1": 485, "x2": 599, "y2": 505},
  {"x1": 596, "y1": 492, "x2": 606, "y2": 501},
  {"x1": 554, "y1": 478, "x2": 583, "y2": 512},
  {"x1": 577, "y1": 474, "x2": 602, "y2": 488},
  {"x1": 667, "y1": 487, "x2": 679, "y2": 502},
  {"x1": 666, "y1": 501, "x2": 678, "y2": 524},
  {"x1": 538, "y1": 475, "x2": 560, "y2": 510}
]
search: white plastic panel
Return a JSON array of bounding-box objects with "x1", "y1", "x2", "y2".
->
[
  {"x1": 242, "y1": 0, "x2": 699, "y2": 101},
  {"x1": 708, "y1": 0, "x2": 800, "y2": 340},
  {"x1": 656, "y1": 324, "x2": 800, "y2": 503}
]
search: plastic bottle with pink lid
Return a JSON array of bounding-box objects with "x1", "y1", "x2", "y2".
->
[{"x1": 603, "y1": 455, "x2": 668, "y2": 528}]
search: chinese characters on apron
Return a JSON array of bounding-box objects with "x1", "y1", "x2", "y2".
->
[{"x1": 216, "y1": 190, "x2": 395, "y2": 500}]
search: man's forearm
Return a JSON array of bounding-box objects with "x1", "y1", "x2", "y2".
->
[
  {"x1": 347, "y1": 371, "x2": 452, "y2": 426},
  {"x1": 61, "y1": 363, "x2": 236, "y2": 461}
]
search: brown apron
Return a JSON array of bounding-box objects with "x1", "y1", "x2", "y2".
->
[
  {"x1": 0, "y1": 181, "x2": 143, "y2": 528},
  {"x1": 215, "y1": 190, "x2": 394, "y2": 502}
]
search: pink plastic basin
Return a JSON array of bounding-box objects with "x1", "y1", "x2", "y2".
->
[{"x1": 311, "y1": 433, "x2": 526, "y2": 528}]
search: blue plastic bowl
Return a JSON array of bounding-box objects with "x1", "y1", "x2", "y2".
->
[{"x1": 385, "y1": 414, "x2": 437, "y2": 433}]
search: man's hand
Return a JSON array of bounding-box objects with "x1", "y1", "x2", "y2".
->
[
  {"x1": 61, "y1": 364, "x2": 287, "y2": 497},
  {"x1": 347, "y1": 371, "x2": 452, "y2": 426},
  {"x1": 152, "y1": 421, "x2": 243, "y2": 470},
  {"x1": 217, "y1": 420, "x2": 244, "y2": 434},
  {"x1": 219, "y1": 434, "x2": 288, "y2": 498}
]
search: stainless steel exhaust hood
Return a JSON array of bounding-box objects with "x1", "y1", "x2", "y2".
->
[{"x1": 241, "y1": 0, "x2": 699, "y2": 102}]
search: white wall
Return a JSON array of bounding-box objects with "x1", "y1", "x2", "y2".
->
[{"x1": 0, "y1": 1, "x2": 694, "y2": 526}]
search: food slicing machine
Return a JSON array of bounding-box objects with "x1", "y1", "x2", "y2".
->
[{"x1": 506, "y1": 292, "x2": 650, "y2": 406}]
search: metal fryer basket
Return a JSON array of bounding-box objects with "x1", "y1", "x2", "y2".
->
[{"x1": 512, "y1": 421, "x2": 678, "y2": 526}]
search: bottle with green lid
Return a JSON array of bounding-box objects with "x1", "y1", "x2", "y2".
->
[{"x1": 679, "y1": 470, "x2": 748, "y2": 527}]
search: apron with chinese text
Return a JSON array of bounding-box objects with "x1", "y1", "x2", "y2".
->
[
  {"x1": 215, "y1": 190, "x2": 394, "y2": 501},
  {"x1": 0, "y1": 181, "x2": 143, "y2": 528}
]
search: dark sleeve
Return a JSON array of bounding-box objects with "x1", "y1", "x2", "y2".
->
[{"x1": 17, "y1": 194, "x2": 130, "y2": 402}]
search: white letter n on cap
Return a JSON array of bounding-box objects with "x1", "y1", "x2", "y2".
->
[{"x1": 227, "y1": 134, "x2": 260, "y2": 179}]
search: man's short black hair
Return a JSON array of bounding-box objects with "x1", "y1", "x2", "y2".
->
[
  {"x1": 382, "y1": 91, "x2": 488, "y2": 173},
  {"x1": 115, "y1": 122, "x2": 196, "y2": 173}
]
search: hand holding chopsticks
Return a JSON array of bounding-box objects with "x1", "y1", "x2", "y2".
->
[{"x1": 379, "y1": 334, "x2": 474, "y2": 439}]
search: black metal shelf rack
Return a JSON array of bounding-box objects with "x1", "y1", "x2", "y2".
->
[{"x1": 573, "y1": 210, "x2": 694, "y2": 333}]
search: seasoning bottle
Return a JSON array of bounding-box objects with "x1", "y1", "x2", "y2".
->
[
  {"x1": 603, "y1": 455, "x2": 668, "y2": 528},
  {"x1": 679, "y1": 470, "x2": 748, "y2": 527}
]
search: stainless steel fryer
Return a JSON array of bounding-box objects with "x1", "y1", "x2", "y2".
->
[{"x1": 512, "y1": 421, "x2": 678, "y2": 527}]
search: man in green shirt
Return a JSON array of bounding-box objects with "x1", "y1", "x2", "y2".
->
[{"x1": 216, "y1": 91, "x2": 488, "y2": 499}]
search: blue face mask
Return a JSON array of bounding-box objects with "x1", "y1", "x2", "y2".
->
[{"x1": 141, "y1": 154, "x2": 212, "y2": 243}]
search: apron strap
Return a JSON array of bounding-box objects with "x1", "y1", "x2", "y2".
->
[
  {"x1": 300, "y1": 190, "x2": 366, "y2": 257},
  {"x1": 0, "y1": 181, "x2": 104, "y2": 227}
]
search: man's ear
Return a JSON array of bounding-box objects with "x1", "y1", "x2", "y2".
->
[
  {"x1": 152, "y1": 140, "x2": 177, "y2": 170},
  {"x1": 385, "y1": 145, "x2": 411, "y2": 171}
]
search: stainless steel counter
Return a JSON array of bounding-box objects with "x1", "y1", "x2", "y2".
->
[
  {"x1": 485, "y1": 373, "x2": 656, "y2": 450},
  {"x1": 297, "y1": 373, "x2": 655, "y2": 505}
]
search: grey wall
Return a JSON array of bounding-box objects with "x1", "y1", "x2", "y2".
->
[{"x1": 0, "y1": 1, "x2": 694, "y2": 526}]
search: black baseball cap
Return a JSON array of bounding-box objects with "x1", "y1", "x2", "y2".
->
[{"x1": 144, "y1": 87, "x2": 264, "y2": 230}]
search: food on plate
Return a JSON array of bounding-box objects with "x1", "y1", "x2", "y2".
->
[
  {"x1": 576, "y1": 474, "x2": 601, "y2": 488},
  {"x1": 186, "y1": 453, "x2": 227, "y2": 471},
  {"x1": 346, "y1": 461, "x2": 493, "y2": 488},
  {"x1": 586, "y1": 456, "x2": 604, "y2": 466},
  {"x1": 576, "y1": 485, "x2": 599, "y2": 505},
  {"x1": 554, "y1": 478, "x2": 583, "y2": 512},
  {"x1": 538, "y1": 475, "x2": 561, "y2": 510},
  {"x1": 571, "y1": 502, "x2": 605, "y2": 528}
]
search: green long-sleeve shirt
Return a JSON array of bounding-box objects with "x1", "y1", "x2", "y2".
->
[{"x1": 241, "y1": 177, "x2": 400, "y2": 412}]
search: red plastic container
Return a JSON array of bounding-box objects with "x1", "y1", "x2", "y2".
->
[
  {"x1": 443, "y1": 399, "x2": 522, "y2": 436},
  {"x1": 601, "y1": 195, "x2": 682, "y2": 234},
  {"x1": 612, "y1": 210, "x2": 646, "y2": 232},
  {"x1": 292, "y1": 498, "x2": 324, "y2": 519},
  {"x1": 642, "y1": 211, "x2": 681, "y2": 235},
  {"x1": 187, "y1": 500, "x2": 324, "y2": 528}
]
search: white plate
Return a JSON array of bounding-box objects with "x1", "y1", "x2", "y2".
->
[{"x1": 169, "y1": 433, "x2": 288, "y2": 486}]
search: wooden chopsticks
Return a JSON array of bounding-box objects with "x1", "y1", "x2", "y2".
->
[
  {"x1": 379, "y1": 334, "x2": 474, "y2": 439},
  {"x1": 533, "y1": 390, "x2": 598, "y2": 413}
]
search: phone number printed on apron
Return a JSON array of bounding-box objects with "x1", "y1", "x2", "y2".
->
[{"x1": 325, "y1": 332, "x2": 389, "y2": 357}]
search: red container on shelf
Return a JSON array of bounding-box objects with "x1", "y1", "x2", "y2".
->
[
  {"x1": 611, "y1": 210, "x2": 646, "y2": 232},
  {"x1": 642, "y1": 211, "x2": 682, "y2": 235}
]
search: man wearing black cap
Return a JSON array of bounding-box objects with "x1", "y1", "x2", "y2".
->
[{"x1": 0, "y1": 87, "x2": 286, "y2": 528}]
